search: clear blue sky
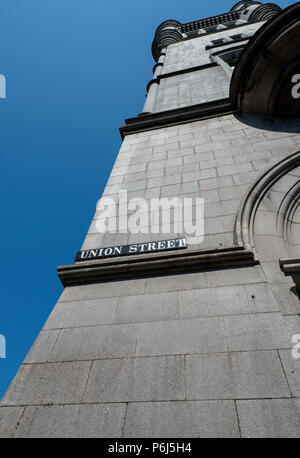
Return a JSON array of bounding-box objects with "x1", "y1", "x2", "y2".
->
[{"x1": 0, "y1": 0, "x2": 293, "y2": 398}]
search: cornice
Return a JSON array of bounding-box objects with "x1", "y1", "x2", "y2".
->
[
  {"x1": 145, "y1": 62, "x2": 218, "y2": 94},
  {"x1": 158, "y1": 62, "x2": 218, "y2": 80},
  {"x1": 57, "y1": 246, "x2": 258, "y2": 287},
  {"x1": 119, "y1": 98, "x2": 235, "y2": 138},
  {"x1": 179, "y1": 11, "x2": 240, "y2": 34}
]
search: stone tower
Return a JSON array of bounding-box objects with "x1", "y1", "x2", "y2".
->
[{"x1": 1, "y1": 1, "x2": 300, "y2": 438}]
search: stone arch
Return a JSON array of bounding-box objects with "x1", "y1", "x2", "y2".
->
[
  {"x1": 234, "y1": 150, "x2": 300, "y2": 306},
  {"x1": 230, "y1": 2, "x2": 300, "y2": 117},
  {"x1": 234, "y1": 150, "x2": 300, "y2": 253}
]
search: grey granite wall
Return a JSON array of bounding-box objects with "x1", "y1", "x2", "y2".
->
[
  {"x1": 1, "y1": 264, "x2": 300, "y2": 437},
  {"x1": 154, "y1": 67, "x2": 230, "y2": 112},
  {"x1": 161, "y1": 23, "x2": 263, "y2": 73},
  {"x1": 84, "y1": 115, "x2": 300, "y2": 253},
  {"x1": 152, "y1": 22, "x2": 263, "y2": 113}
]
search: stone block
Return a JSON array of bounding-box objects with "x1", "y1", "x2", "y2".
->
[
  {"x1": 116, "y1": 292, "x2": 178, "y2": 324},
  {"x1": 0, "y1": 407, "x2": 24, "y2": 438},
  {"x1": 245, "y1": 283, "x2": 280, "y2": 313},
  {"x1": 124, "y1": 401, "x2": 240, "y2": 438},
  {"x1": 218, "y1": 184, "x2": 248, "y2": 201},
  {"x1": 186, "y1": 351, "x2": 290, "y2": 400},
  {"x1": 217, "y1": 162, "x2": 253, "y2": 177},
  {"x1": 136, "y1": 316, "x2": 227, "y2": 356},
  {"x1": 59, "y1": 278, "x2": 146, "y2": 302},
  {"x1": 233, "y1": 170, "x2": 260, "y2": 185},
  {"x1": 279, "y1": 349, "x2": 300, "y2": 397},
  {"x1": 24, "y1": 330, "x2": 60, "y2": 363},
  {"x1": 2, "y1": 362, "x2": 91, "y2": 405},
  {"x1": 201, "y1": 156, "x2": 233, "y2": 170},
  {"x1": 183, "y1": 169, "x2": 216, "y2": 182},
  {"x1": 199, "y1": 175, "x2": 233, "y2": 191},
  {"x1": 237, "y1": 399, "x2": 300, "y2": 438},
  {"x1": 145, "y1": 272, "x2": 208, "y2": 294},
  {"x1": 224, "y1": 312, "x2": 292, "y2": 351},
  {"x1": 206, "y1": 266, "x2": 264, "y2": 288},
  {"x1": 15, "y1": 403, "x2": 126, "y2": 438},
  {"x1": 44, "y1": 298, "x2": 117, "y2": 329},
  {"x1": 49, "y1": 323, "x2": 139, "y2": 362},
  {"x1": 84, "y1": 356, "x2": 185, "y2": 403},
  {"x1": 178, "y1": 285, "x2": 250, "y2": 318},
  {"x1": 205, "y1": 214, "x2": 235, "y2": 235}
]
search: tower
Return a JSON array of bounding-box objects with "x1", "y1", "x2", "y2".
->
[{"x1": 1, "y1": 1, "x2": 300, "y2": 438}]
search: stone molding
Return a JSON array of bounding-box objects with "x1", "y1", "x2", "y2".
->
[
  {"x1": 57, "y1": 247, "x2": 258, "y2": 287},
  {"x1": 179, "y1": 11, "x2": 240, "y2": 35},
  {"x1": 119, "y1": 98, "x2": 234, "y2": 138},
  {"x1": 280, "y1": 258, "x2": 300, "y2": 297},
  {"x1": 145, "y1": 63, "x2": 218, "y2": 94}
]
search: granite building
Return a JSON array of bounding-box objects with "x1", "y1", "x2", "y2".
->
[{"x1": 1, "y1": 0, "x2": 300, "y2": 438}]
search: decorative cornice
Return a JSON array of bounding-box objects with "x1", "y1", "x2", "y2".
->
[
  {"x1": 57, "y1": 247, "x2": 258, "y2": 287},
  {"x1": 120, "y1": 98, "x2": 234, "y2": 138},
  {"x1": 151, "y1": 7, "x2": 248, "y2": 61},
  {"x1": 151, "y1": 2, "x2": 281, "y2": 61},
  {"x1": 179, "y1": 11, "x2": 240, "y2": 34}
]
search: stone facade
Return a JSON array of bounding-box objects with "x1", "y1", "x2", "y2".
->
[{"x1": 1, "y1": 1, "x2": 300, "y2": 437}]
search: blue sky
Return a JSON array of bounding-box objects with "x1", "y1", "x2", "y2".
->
[{"x1": 0, "y1": 0, "x2": 293, "y2": 398}]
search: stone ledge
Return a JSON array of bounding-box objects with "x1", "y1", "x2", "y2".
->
[
  {"x1": 157, "y1": 62, "x2": 218, "y2": 81},
  {"x1": 119, "y1": 98, "x2": 234, "y2": 138},
  {"x1": 57, "y1": 247, "x2": 258, "y2": 287},
  {"x1": 279, "y1": 258, "x2": 300, "y2": 297},
  {"x1": 145, "y1": 63, "x2": 219, "y2": 95}
]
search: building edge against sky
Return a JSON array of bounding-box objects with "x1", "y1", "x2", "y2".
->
[{"x1": 1, "y1": 1, "x2": 300, "y2": 437}]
